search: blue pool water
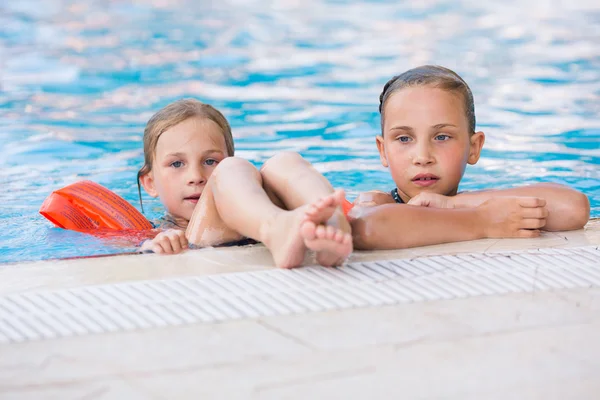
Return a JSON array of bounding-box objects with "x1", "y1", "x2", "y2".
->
[{"x1": 1, "y1": 0, "x2": 599, "y2": 263}]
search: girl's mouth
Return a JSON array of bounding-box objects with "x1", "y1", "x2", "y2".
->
[
  {"x1": 412, "y1": 174, "x2": 439, "y2": 187},
  {"x1": 184, "y1": 194, "x2": 201, "y2": 204}
]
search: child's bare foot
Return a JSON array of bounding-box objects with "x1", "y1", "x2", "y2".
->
[
  {"x1": 301, "y1": 222, "x2": 352, "y2": 267},
  {"x1": 302, "y1": 190, "x2": 353, "y2": 267},
  {"x1": 304, "y1": 190, "x2": 340, "y2": 221},
  {"x1": 260, "y1": 209, "x2": 309, "y2": 269},
  {"x1": 261, "y1": 190, "x2": 352, "y2": 269}
]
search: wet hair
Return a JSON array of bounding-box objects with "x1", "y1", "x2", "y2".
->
[
  {"x1": 378, "y1": 65, "x2": 476, "y2": 135},
  {"x1": 137, "y1": 98, "x2": 234, "y2": 212}
]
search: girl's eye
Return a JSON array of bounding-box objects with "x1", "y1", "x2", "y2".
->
[
  {"x1": 435, "y1": 134, "x2": 451, "y2": 141},
  {"x1": 398, "y1": 136, "x2": 412, "y2": 143},
  {"x1": 170, "y1": 161, "x2": 184, "y2": 168},
  {"x1": 205, "y1": 159, "x2": 218, "y2": 166}
]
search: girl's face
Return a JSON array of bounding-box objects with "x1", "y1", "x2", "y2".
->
[
  {"x1": 140, "y1": 117, "x2": 229, "y2": 226},
  {"x1": 377, "y1": 86, "x2": 484, "y2": 202}
]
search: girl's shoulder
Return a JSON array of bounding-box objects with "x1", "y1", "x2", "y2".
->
[{"x1": 353, "y1": 190, "x2": 395, "y2": 207}]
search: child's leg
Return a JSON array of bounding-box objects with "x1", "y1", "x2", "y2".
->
[
  {"x1": 186, "y1": 157, "x2": 350, "y2": 268},
  {"x1": 185, "y1": 175, "x2": 246, "y2": 248},
  {"x1": 260, "y1": 152, "x2": 336, "y2": 207},
  {"x1": 259, "y1": 152, "x2": 352, "y2": 266}
]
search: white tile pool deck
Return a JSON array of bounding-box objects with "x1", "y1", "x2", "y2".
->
[{"x1": 0, "y1": 219, "x2": 599, "y2": 399}]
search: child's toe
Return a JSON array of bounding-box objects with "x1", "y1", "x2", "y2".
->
[
  {"x1": 315, "y1": 225, "x2": 326, "y2": 238},
  {"x1": 300, "y1": 220, "x2": 317, "y2": 240},
  {"x1": 325, "y1": 225, "x2": 336, "y2": 238},
  {"x1": 318, "y1": 198, "x2": 332, "y2": 208},
  {"x1": 343, "y1": 233, "x2": 352, "y2": 245}
]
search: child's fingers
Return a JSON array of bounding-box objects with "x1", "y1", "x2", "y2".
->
[
  {"x1": 168, "y1": 235, "x2": 183, "y2": 253},
  {"x1": 520, "y1": 218, "x2": 547, "y2": 230},
  {"x1": 407, "y1": 193, "x2": 452, "y2": 208},
  {"x1": 165, "y1": 230, "x2": 188, "y2": 253},
  {"x1": 151, "y1": 242, "x2": 166, "y2": 254},
  {"x1": 406, "y1": 196, "x2": 425, "y2": 206},
  {"x1": 517, "y1": 229, "x2": 541, "y2": 238},
  {"x1": 178, "y1": 233, "x2": 188, "y2": 249},
  {"x1": 141, "y1": 230, "x2": 188, "y2": 255},
  {"x1": 158, "y1": 236, "x2": 175, "y2": 254},
  {"x1": 521, "y1": 206, "x2": 549, "y2": 219},
  {"x1": 170, "y1": 239, "x2": 182, "y2": 253},
  {"x1": 167, "y1": 230, "x2": 188, "y2": 254},
  {"x1": 517, "y1": 197, "x2": 546, "y2": 208}
]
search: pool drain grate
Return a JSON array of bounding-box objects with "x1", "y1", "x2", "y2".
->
[{"x1": 0, "y1": 246, "x2": 598, "y2": 343}]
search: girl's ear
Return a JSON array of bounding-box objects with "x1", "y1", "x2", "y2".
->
[
  {"x1": 468, "y1": 131, "x2": 485, "y2": 165},
  {"x1": 139, "y1": 171, "x2": 159, "y2": 197},
  {"x1": 376, "y1": 135, "x2": 389, "y2": 167}
]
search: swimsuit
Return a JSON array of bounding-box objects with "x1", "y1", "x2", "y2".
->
[
  {"x1": 189, "y1": 238, "x2": 258, "y2": 249},
  {"x1": 391, "y1": 188, "x2": 405, "y2": 204}
]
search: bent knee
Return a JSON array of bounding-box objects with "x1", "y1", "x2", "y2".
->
[
  {"x1": 215, "y1": 156, "x2": 254, "y2": 171},
  {"x1": 260, "y1": 151, "x2": 307, "y2": 173},
  {"x1": 212, "y1": 157, "x2": 259, "y2": 180}
]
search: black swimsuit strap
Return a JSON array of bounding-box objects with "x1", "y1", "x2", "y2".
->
[{"x1": 391, "y1": 188, "x2": 404, "y2": 204}]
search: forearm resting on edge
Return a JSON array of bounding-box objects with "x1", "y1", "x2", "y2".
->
[{"x1": 350, "y1": 204, "x2": 484, "y2": 250}]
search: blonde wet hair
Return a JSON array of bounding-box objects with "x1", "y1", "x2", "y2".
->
[{"x1": 137, "y1": 98, "x2": 235, "y2": 212}]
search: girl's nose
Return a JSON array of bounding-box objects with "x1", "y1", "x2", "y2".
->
[
  {"x1": 187, "y1": 167, "x2": 206, "y2": 185},
  {"x1": 412, "y1": 143, "x2": 435, "y2": 166}
]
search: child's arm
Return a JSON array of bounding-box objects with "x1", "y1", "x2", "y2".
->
[
  {"x1": 350, "y1": 197, "x2": 548, "y2": 250},
  {"x1": 409, "y1": 183, "x2": 590, "y2": 231},
  {"x1": 352, "y1": 190, "x2": 397, "y2": 207},
  {"x1": 140, "y1": 229, "x2": 188, "y2": 254}
]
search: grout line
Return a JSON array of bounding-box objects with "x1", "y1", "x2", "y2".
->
[{"x1": 255, "y1": 319, "x2": 319, "y2": 351}]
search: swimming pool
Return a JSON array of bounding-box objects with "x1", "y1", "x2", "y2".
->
[{"x1": 1, "y1": 0, "x2": 598, "y2": 263}]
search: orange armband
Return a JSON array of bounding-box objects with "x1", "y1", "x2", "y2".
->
[
  {"x1": 342, "y1": 197, "x2": 354, "y2": 216},
  {"x1": 40, "y1": 180, "x2": 153, "y2": 231}
]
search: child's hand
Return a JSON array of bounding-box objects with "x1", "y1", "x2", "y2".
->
[
  {"x1": 353, "y1": 190, "x2": 395, "y2": 207},
  {"x1": 140, "y1": 229, "x2": 188, "y2": 254},
  {"x1": 477, "y1": 197, "x2": 549, "y2": 238},
  {"x1": 407, "y1": 192, "x2": 455, "y2": 208}
]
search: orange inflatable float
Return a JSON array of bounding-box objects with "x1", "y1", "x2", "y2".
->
[
  {"x1": 342, "y1": 197, "x2": 354, "y2": 216},
  {"x1": 39, "y1": 180, "x2": 157, "y2": 242}
]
